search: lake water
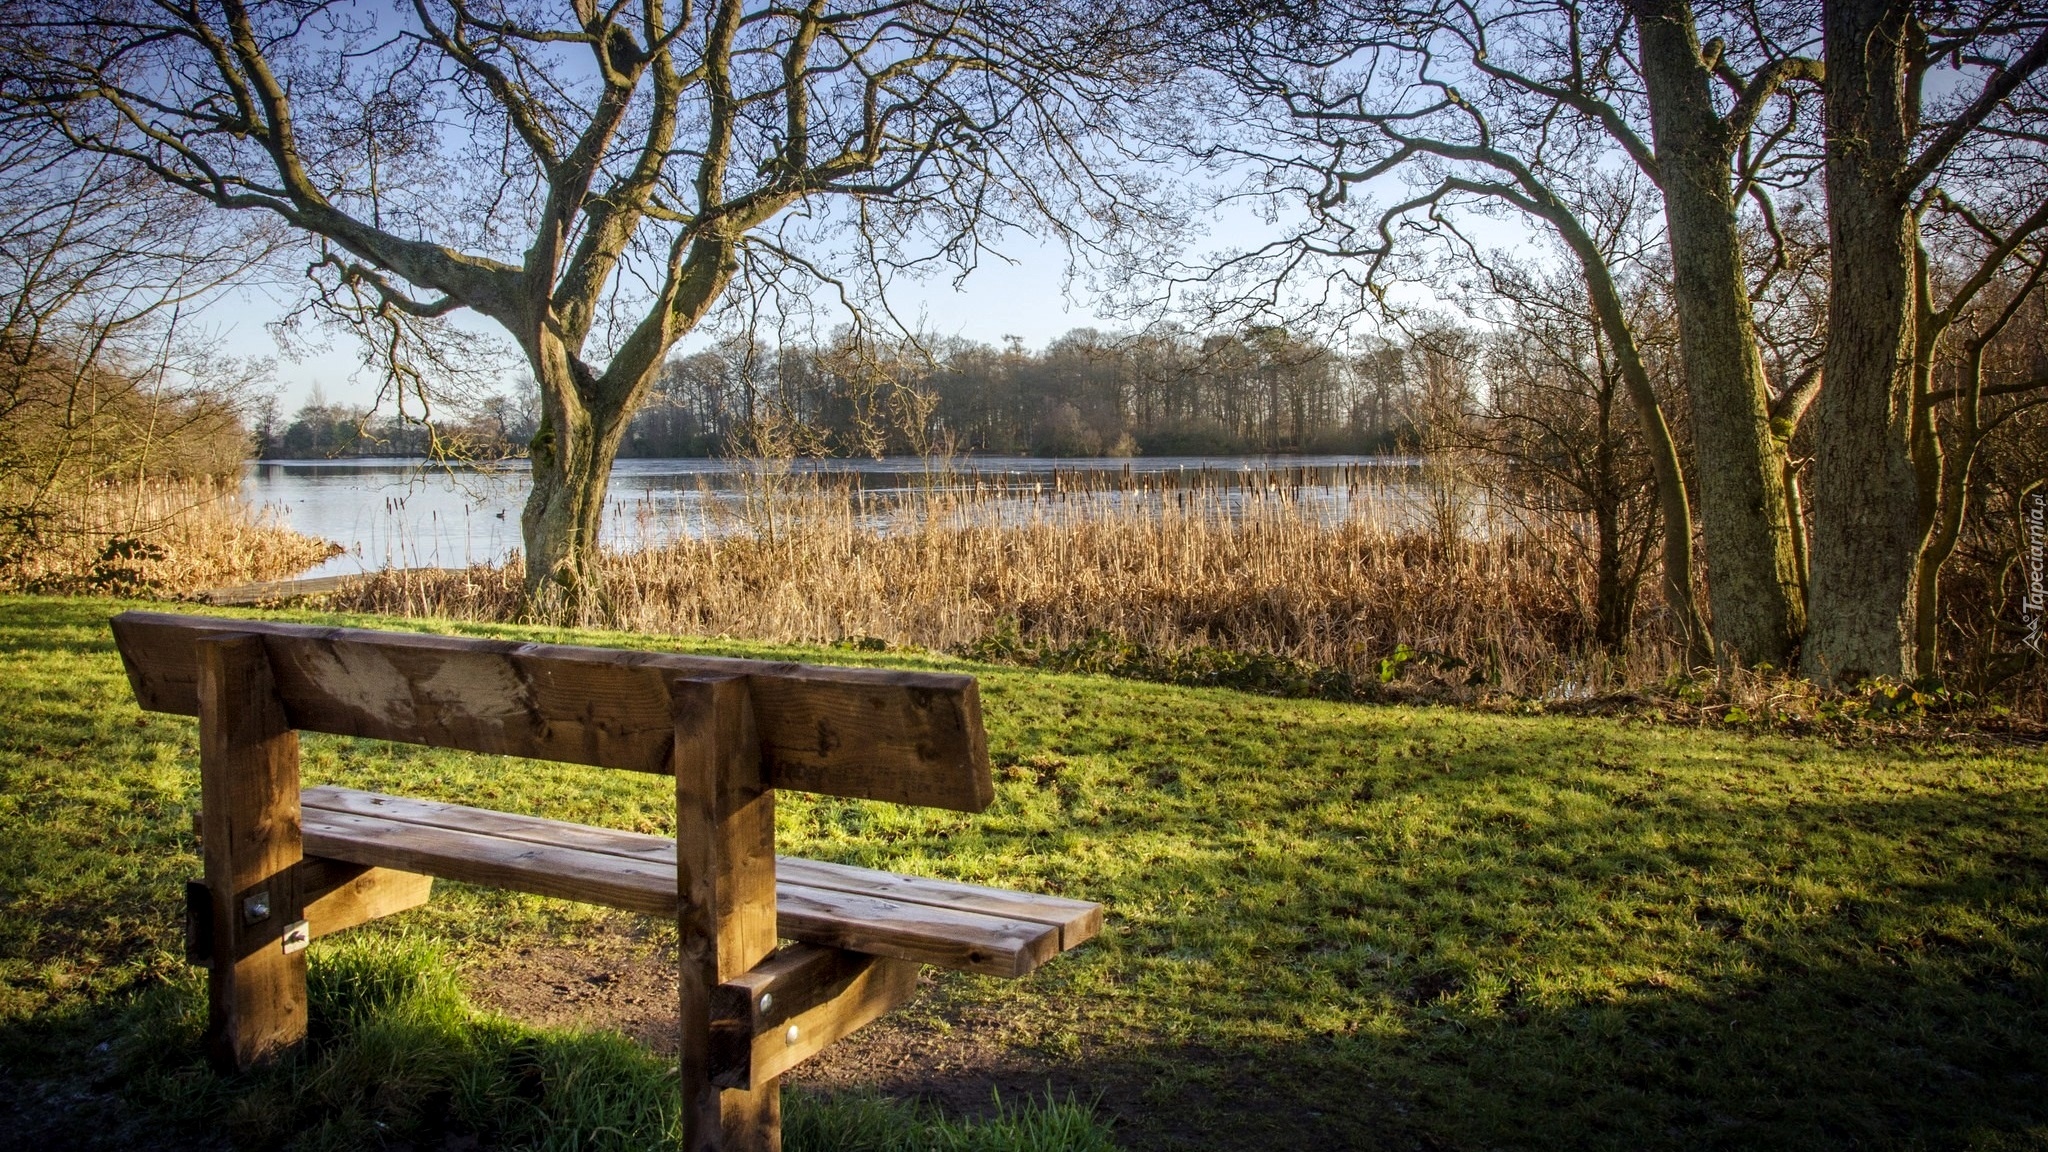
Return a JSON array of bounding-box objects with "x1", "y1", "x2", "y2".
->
[{"x1": 246, "y1": 454, "x2": 1421, "y2": 579}]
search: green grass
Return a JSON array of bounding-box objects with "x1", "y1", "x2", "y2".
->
[{"x1": 3, "y1": 595, "x2": 2047, "y2": 1149}]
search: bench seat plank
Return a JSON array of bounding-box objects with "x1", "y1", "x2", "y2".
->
[
  {"x1": 307, "y1": 786, "x2": 677, "y2": 863},
  {"x1": 304, "y1": 787, "x2": 1100, "y2": 952},
  {"x1": 301, "y1": 787, "x2": 1082, "y2": 977},
  {"x1": 774, "y1": 857, "x2": 1101, "y2": 951},
  {"x1": 303, "y1": 807, "x2": 679, "y2": 916}
]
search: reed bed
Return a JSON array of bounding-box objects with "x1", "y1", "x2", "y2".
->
[
  {"x1": 339, "y1": 475, "x2": 1683, "y2": 700},
  {"x1": 0, "y1": 479, "x2": 341, "y2": 597}
]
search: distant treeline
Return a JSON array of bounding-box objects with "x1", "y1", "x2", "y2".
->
[
  {"x1": 254, "y1": 393, "x2": 537, "y2": 461},
  {"x1": 256, "y1": 326, "x2": 1426, "y2": 460}
]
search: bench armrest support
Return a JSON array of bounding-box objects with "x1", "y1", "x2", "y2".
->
[{"x1": 711, "y1": 944, "x2": 921, "y2": 1090}]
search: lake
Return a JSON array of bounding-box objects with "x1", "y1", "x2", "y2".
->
[{"x1": 246, "y1": 454, "x2": 1421, "y2": 579}]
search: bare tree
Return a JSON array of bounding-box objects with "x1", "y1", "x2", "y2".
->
[
  {"x1": 1896, "y1": 152, "x2": 2048, "y2": 677},
  {"x1": 1935, "y1": 302, "x2": 2048, "y2": 693},
  {"x1": 0, "y1": 128, "x2": 271, "y2": 544},
  {"x1": 1401, "y1": 320, "x2": 1479, "y2": 554},
  {"x1": 1183, "y1": 0, "x2": 2048, "y2": 685},
  {"x1": 1180, "y1": 0, "x2": 1719, "y2": 664},
  {"x1": 3, "y1": 0, "x2": 1159, "y2": 614},
  {"x1": 1475, "y1": 261, "x2": 1666, "y2": 655}
]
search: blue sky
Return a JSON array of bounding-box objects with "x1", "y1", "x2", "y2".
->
[
  {"x1": 212, "y1": 231, "x2": 1114, "y2": 410},
  {"x1": 216, "y1": 206, "x2": 1507, "y2": 412}
]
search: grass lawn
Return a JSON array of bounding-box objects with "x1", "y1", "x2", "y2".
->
[{"x1": 1, "y1": 595, "x2": 2045, "y2": 1150}]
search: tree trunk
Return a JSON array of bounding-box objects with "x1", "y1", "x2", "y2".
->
[
  {"x1": 517, "y1": 241, "x2": 739, "y2": 619},
  {"x1": 1594, "y1": 509, "x2": 1630, "y2": 653},
  {"x1": 521, "y1": 351, "x2": 632, "y2": 621},
  {"x1": 1808, "y1": 0, "x2": 1923, "y2": 685},
  {"x1": 1591, "y1": 391, "x2": 1630, "y2": 654},
  {"x1": 522, "y1": 435, "x2": 623, "y2": 621},
  {"x1": 1912, "y1": 430, "x2": 1970, "y2": 678},
  {"x1": 1633, "y1": 0, "x2": 1807, "y2": 668},
  {"x1": 1911, "y1": 328, "x2": 1996, "y2": 676}
]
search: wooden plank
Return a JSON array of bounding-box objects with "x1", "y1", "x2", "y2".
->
[
  {"x1": 773, "y1": 884, "x2": 1056, "y2": 978},
  {"x1": 302, "y1": 803, "x2": 1053, "y2": 974},
  {"x1": 199, "y1": 574, "x2": 360, "y2": 605},
  {"x1": 200, "y1": 568, "x2": 451, "y2": 606},
  {"x1": 112, "y1": 611, "x2": 992, "y2": 812},
  {"x1": 304, "y1": 788, "x2": 1095, "y2": 942},
  {"x1": 304, "y1": 786, "x2": 676, "y2": 864},
  {"x1": 763, "y1": 670, "x2": 990, "y2": 813},
  {"x1": 710, "y1": 944, "x2": 920, "y2": 1090},
  {"x1": 774, "y1": 856, "x2": 1102, "y2": 951},
  {"x1": 673, "y1": 673, "x2": 779, "y2": 1151},
  {"x1": 712, "y1": 944, "x2": 866, "y2": 1048},
  {"x1": 296, "y1": 857, "x2": 433, "y2": 939},
  {"x1": 301, "y1": 807, "x2": 680, "y2": 917},
  {"x1": 197, "y1": 634, "x2": 307, "y2": 1072},
  {"x1": 302, "y1": 787, "x2": 1085, "y2": 974}
]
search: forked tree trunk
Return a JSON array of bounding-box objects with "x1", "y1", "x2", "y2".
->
[
  {"x1": 1909, "y1": 301, "x2": 2018, "y2": 677},
  {"x1": 1633, "y1": 0, "x2": 1808, "y2": 668},
  {"x1": 522, "y1": 393, "x2": 630, "y2": 621},
  {"x1": 1807, "y1": 0, "x2": 1923, "y2": 685},
  {"x1": 1912, "y1": 420, "x2": 1976, "y2": 678},
  {"x1": 517, "y1": 244, "x2": 739, "y2": 619},
  {"x1": 517, "y1": 342, "x2": 651, "y2": 620}
]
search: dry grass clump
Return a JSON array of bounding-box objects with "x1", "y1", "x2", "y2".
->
[
  {"x1": 338, "y1": 482, "x2": 1682, "y2": 699},
  {"x1": 0, "y1": 479, "x2": 341, "y2": 597}
]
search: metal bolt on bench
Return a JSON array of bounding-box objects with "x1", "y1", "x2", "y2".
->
[{"x1": 112, "y1": 611, "x2": 1102, "y2": 1152}]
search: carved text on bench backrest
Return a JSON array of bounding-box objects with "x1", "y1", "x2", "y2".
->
[{"x1": 112, "y1": 612, "x2": 992, "y2": 812}]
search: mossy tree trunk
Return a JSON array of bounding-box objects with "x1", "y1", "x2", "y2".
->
[
  {"x1": 1803, "y1": 0, "x2": 2048, "y2": 685},
  {"x1": 1631, "y1": 0, "x2": 1810, "y2": 668},
  {"x1": 1811, "y1": 0, "x2": 2048, "y2": 684},
  {"x1": 1904, "y1": 237, "x2": 2048, "y2": 678},
  {"x1": 517, "y1": 240, "x2": 738, "y2": 618},
  {"x1": 1803, "y1": 0, "x2": 1924, "y2": 685}
]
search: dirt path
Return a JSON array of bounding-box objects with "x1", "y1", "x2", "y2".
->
[{"x1": 466, "y1": 924, "x2": 1230, "y2": 1150}]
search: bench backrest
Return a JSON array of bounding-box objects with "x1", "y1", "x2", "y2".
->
[{"x1": 111, "y1": 611, "x2": 993, "y2": 812}]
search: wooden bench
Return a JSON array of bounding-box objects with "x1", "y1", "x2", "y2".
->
[{"x1": 110, "y1": 611, "x2": 1101, "y2": 1151}]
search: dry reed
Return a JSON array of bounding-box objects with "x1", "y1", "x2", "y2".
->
[
  {"x1": 0, "y1": 479, "x2": 341, "y2": 597},
  {"x1": 337, "y1": 476, "x2": 1684, "y2": 699}
]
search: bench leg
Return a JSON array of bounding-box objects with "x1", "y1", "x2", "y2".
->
[
  {"x1": 674, "y1": 674, "x2": 780, "y2": 1151},
  {"x1": 196, "y1": 634, "x2": 307, "y2": 1072}
]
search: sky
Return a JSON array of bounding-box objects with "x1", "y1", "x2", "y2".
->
[
  {"x1": 211, "y1": 205, "x2": 1506, "y2": 413},
  {"x1": 209, "y1": 232, "x2": 1115, "y2": 411}
]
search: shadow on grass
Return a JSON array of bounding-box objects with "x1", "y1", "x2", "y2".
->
[
  {"x1": 7, "y1": 904, "x2": 2038, "y2": 1152},
  {"x1": 850, "y1": 922, "x2": 2047, "y2": 1152},
  {"x1": 970, "y1": 779, "x2": 2048, "y2": 1151}
]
